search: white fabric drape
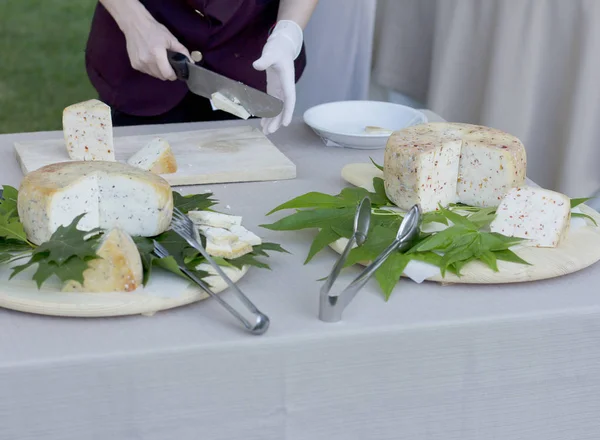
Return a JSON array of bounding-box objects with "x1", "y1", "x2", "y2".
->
[
  {"x1": 372, "y1": 0, "x2": 600, "y2": 197},
  {"x1": 294, "y1": 0, "x2": 377, "y2": 116}
]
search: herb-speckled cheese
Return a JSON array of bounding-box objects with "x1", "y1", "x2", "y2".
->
[
  {"x1": 490, "y1": 186, "x2": 571, "y2": 248},
  {"x1": 63, "y1": 99, "x2": 115, "y2": 161},
  {"x1": 62, "y1": 228, "x2": 143, "y2": 293},
  {"x1": 18, "y1": 161, "x2": 173, "y2": 245},
  {"x1": 127, "y1": 137, "x2": 178, "y2": 175},
  {"x1": 383, "y1": 122, "x2": 527, "y2": 211}
]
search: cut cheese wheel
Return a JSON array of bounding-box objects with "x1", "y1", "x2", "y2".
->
[
  {"x1": 63, "y1": 99, "x2": 115, "y2": 161},
  {"x1": 383, "y1": 122, "x2": 527, "y2": 212},
  {"x1": 210, "y1": 92, "x2": 252, "y2": 119},
  {"x1": 127, "y1": 137, "x2": 178, "y2": 175},
  {"x1": 490, "y1": 186, "x2": 571, "y2": 248},
  {"x1": 62, "y1": 228, "x2": 143, "y2": 293},
  {"x1": 18, "y1": 161, "x2": 173, "y2": 245}
]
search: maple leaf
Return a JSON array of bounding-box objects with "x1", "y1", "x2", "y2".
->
[
  {"x1": 172, "y1": 191, "x2": 217, "y2": 214},
  {"x1": 34, "y1": 214, "x2": 102, "y2": 265},
  {"x1": 0, "y1": 185, "x2": 19, "y2": 218},
  {"x1": 0, "y1": 210, "x2": 30, "y2": 244}
]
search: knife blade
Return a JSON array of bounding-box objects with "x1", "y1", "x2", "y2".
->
[{"x1": 167, "y1": 50, "x2": 283, "y2": 119}]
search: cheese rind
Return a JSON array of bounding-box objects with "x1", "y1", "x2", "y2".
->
[
  {"x1": 63, "y1": 99, "x2": 115, "y2": 161},
  {"x1": 383, "y1": 123, "x2": 527, "y2": 211},
  {"x1": 490, "y1": 186, "x2": 571, "y2": 248},
  {"x1": 127, "y1": 137, "x2": 178, "y2": 175},
  {"x1": 18, "y1": 161, "x2": 173, "y2": 245},
  {"x1": 61, "y1": 228, "x2": 143, "y2": 293}
]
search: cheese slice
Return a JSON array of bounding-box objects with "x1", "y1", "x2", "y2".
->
[
  {"x1": 188, "y1": 211, "x2": 242, "y2": 229},
  {"x1": 210, "y1": 92, "x2": 252, "y2": 119},
  {"x1": 490, "y1": 186, "x2": 571, "y2": 248},
  {"x1": 63, "y1": 99, "x2": 115, "y2": 161},
  {"x1": 127, "y1": 137, "x2": 178, "y2": 175},
  {"x1": 18, "y1": 161, "x2": 173, "y2": 245},
  {"x1": 206, "y1": 238, "x2": 253, "y2": 259},
  {"x1": 229, "y1": 225, "x2": 262, "y2": 246},
  {"x1": 61, "y1": 228, "x2": 143, "y2": 293},
  {"x1": 384, "y1": 122, "x2": 527, "y2": 212},
  {"x1": 198, "y1": 226, "x2": 238, "y2": 244}
]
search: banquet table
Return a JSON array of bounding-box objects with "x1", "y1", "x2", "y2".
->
[{"x1": 1, "y1": 112, "x2": 600, "y2": 440}]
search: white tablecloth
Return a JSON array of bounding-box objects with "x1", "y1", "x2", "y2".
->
[{"x1": 1, "y1": 113, "x2": 600, "y2": 440}]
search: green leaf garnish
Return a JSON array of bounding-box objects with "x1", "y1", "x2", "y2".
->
[
  {"x1": 173, "y1": 191, "x2": 217, "y2": 214},
  {"x1": 0, "y1": 185, "x2": 19, "y2": 218},
  {"x1": 571, "y1": 198, "x2": 591, "y2": 209},
  {"x1": 369, "y1": 157, "x2": 384, "y2": 171}
]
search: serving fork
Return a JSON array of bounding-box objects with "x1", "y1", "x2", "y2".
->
[{"x1": 166, "y1": 207, "x2": 270, "y2": 335}]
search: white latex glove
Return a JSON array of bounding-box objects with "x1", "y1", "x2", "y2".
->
[
  {"x1": 253, "y1": 20, "x2": 304, "y2": 135},
  {"x1": 122, "y1": 14, "x2": 191, "y2": 81}
]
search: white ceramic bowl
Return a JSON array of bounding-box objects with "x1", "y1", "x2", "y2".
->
[{"x1": 303, "y1": 100, "x2": 427, "y2": 149}]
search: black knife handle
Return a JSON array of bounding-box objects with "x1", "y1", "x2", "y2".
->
[{"x1": 167, "y1": 50, "x2": 190, "y2": 81}]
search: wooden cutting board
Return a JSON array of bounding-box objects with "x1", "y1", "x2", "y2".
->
[
  {"x1": 333, "y1": 162, "x2": 600, "y2": 284},
  {"x1": 14, "y1": 125, "x2": 296, "y2": 186}
]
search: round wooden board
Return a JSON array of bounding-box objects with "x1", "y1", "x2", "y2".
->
[
  {"x1": 0, "y1": 261, "x2": 249, "y2": 318},
  {"x1": 332, "y1": 163, "x2": 600, "y2": 284}
]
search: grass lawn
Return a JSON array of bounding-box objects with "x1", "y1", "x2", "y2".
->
[{"x1": 0, "y1": 0, "x2": 98, "y2": 134}]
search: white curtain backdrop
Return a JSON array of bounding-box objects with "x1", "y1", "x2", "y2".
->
[
  {"x1": 294, "y1": 0, "x2": 377, "y2": 116},
  {"x1": 372, "y1": 0, "x2": 600, "y2": 198}
]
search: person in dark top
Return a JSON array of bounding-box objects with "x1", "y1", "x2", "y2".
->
[{"x1": 85, "y1": 0, "x2": 319, "y2": 133}]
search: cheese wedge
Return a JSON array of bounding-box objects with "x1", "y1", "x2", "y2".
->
[
  {"x1": 188, "y1": 211, "x2": 242, "y2": 229},
  {"x1": 198, "y1": 226, "x2": 238, "y2": 244},
  {"x1": 127, "y1": 137, "x2": 178, "y2": 175},
  {"x1": 18, "y1": 161, "x2": 173, "y2": 245},
  {"x1": 210, "y1": 92, "x2": 252, "y2": 119},
  {"x1": 61, "y1": 228, "x2": 143, "y2": 293},
  {"x1": 383, "y1": 122, "x2": 527, "y2": 212},
  {"x1": 63, "y1": 99, "x2": 115, "y2": 161},
  {"x1": 490, "y1": 186, "x2": 571, "y2": 248},
  {"x1": 229, "y1": 225, "x2": 262, "y2": 246},
  {"x1": 206, "y1": 238, "x2": 253, "y2": 259}
]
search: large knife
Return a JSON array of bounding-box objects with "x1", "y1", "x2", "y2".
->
[{"x1": 167, "y1": 50, "x2": 283, "y2": 118}]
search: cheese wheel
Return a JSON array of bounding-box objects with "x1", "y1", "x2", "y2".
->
[
  {"x1": 383, "y1": 122, "x2": 527, "y2": 211},
  {"x1": 62, "y1": 228, "x2": 143, "y2": 293},
  {"x1": 18, "y1": 161, "x2": 173, "y2": 245},
  {"x1": 490, "y1": 186, "x2": 571, "y2": 248},
  {"x1": 127, "y1": 137, "x2": 178, "y2": 175},
  {"x1": 63, "y1": 99, "x2": 115, "y2": 161}
]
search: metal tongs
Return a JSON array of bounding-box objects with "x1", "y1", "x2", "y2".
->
[{"x1": 319, "y1": 200, "x2": 422, "y2": 322}]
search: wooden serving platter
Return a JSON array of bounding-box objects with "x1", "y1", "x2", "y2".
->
[
  {"x1": 0, "y1": 261, "x2": 248, "y2": 318},
  {"x1": 14, "y1": 125, "x2": 296, "y2": 186},
  {"x1": 331, "y1": 163, "x2": 600, "y2": 284}
]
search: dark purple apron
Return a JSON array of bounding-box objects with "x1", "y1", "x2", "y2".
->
[{"x1": 85, "y1": 0, "x2": 307, "y2": 116}]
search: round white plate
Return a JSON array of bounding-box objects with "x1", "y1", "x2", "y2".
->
[
  {"x1": 0, "y1": 259, "x2": 249, "y2": 318},
  {"x1": 332, "y1": 163, "x2": 600, "y2": 284},
  {"x1": 303, "y1": 100, "x2": 427, "y2": 149}
]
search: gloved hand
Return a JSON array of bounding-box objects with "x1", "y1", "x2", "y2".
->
[
  {"x1": 253, "y1": 20, "x2": 304, "y2": 135},
  {"x1": 122, "y1": 13, "x2": 191, "y2": 81}
]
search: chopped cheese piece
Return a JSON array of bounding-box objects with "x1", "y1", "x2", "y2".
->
[
  {"x1": 206, "y1": 238, "x2": 253, "y2": 259},
  {"x1": 198, "y1": 226, "x2": 238, "y2": 244},
  {"x1": 364, "y1": 126, "x2": 393, "y2": 135},
  {"x1": 63, "y1": 99, "x2": 115, "y2": 161},
  {"x1": 127, "y1": 137, "x2": 178, "y2": 175},
  {"x1": 61, "y1": 228, "x2": 143, "y2": 293},
  {"x1": 18, "y1": 161, "x2": 173, "y2": 245},
  {"x1": 383, "y1": 122, "x2": 527, "y2": 212},
  {"x1": 490, "y1": 186, "x2": 571, "y2": 248},
  {"x1": 210, "y1": 92, "x2": 252, "y2": 119},
  {"x1": 188, "y1": 211, "x2": 242, "y2": 229},
  {"x1": 229, "y1": 225, "x2": 262, "y2": 246}
]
